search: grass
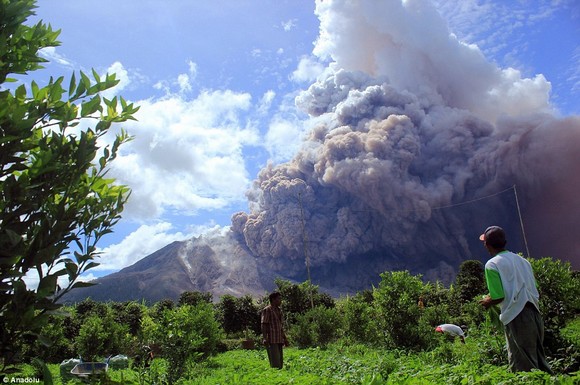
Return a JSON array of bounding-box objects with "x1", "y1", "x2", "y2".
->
[
  {"x1": 24, "y1": 341, "x2": 579, "y2": 385},
  {"x1": 6, "y1": 319, "x2": 580, "y2": 385}
]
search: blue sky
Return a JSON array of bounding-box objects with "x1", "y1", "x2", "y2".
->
[{"x1": 25, "y1": 0, "x2": 579, "y2": 281}]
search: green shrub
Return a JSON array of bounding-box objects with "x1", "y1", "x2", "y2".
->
[
  {"x1": 373, "y1": 270, "x2": 429, "y2": 350},
  {"x1": 178, "y1": 291, "x2": 213, "y2": 307},
  {"x1": 454, "y1": 260, "x2": 487, "y2": 303},
  {"x1": 215, "y1": 294, "x2": 260, "y2": 337},
  {"x1": 561, "y1": 317, "x2": 580, "y2": 346},
  {"x1": 289, "y1": 305, "x2": 340, "y2": 348},
  {"x1": 144, "y1": 302, "x2": 223, "y2": 383},
  {"x1": 338, "y1": 294, "x2": 380, "y2": 345},
  {"x1": 31, "y1": 314, "x2": 74, "y2": 363},
  {"x1": 74, "y1": 315, "x2": 108, "y2": 361},
  {"x1": 531, "y1": 258, "x2": 580, "y2": 327},
  {"x1": 111, "y1": 301, "x2": 146, "y2": 336},
  {"x1": 271, "y1": 278, "x2": 335, "y2": 325},
  {"x1": 530, "y1": 257, "x2": 580, "y2": 361}
]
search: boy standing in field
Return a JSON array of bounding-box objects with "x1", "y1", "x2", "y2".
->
[
  {"x1": 261, "y1": 291, "x2": 289, "y2": 369},
  {"x1": 478, "y1": 226, "x2": 552, "y2": 373}
]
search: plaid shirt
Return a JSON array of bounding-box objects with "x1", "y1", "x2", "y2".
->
[{"x1": 261, "y1": 304, "x2": 285, "y2": 344}]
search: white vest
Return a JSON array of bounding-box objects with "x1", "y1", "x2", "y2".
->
[{"x1": 485, "y1": 251, "x2": 539, "y2": 325}]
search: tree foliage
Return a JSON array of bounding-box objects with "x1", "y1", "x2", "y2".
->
[
  {"x1": 142, "y1": 303, "x2": 223, "y2": 384},
  {"x1": 0, "y1": 0, "x2": 139, "y2": 367},
  {"x1": 373, "y1": 271, "x2": 429, "y2": 349},
  {"x1": 6, "y1": 256, "x2": 579, "y2": 378},
  {"x1": 530, "y1": 257, "x2": 580, "y2": 370},
  {"x1": 290, "y1": 305, "x2": 341, "y2": 348},
  {"x1": 454, "y1": 259, "x2": 486, "y2": 304},
  {"x1": 216, "y1": 294, "x2": 260, "y2": 336},
  {"x1": 337, "y1": 291, "x2": 380, "y2": 345},
  {"x1": 271, "y1": 278, "x2": 335, "y2": 325},
  {"x1": 178, "y1": 290, "x2": 212, "y2": 307}
]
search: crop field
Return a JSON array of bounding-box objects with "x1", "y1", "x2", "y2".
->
[
  {"x1": 21, "y1": 340, "x2": 580, "y2": 385},
  {"x1": 3, "y1": 259, "x2": 579, "y2": 385}
]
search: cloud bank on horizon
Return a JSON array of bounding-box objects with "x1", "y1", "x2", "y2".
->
[{"x1": 35, "y1": 0, "x2": 577, "y2": 276}]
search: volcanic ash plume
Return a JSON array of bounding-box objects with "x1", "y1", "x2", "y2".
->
[{"x1": 231, "y1": 0, "x2": 580, "y2": 279}]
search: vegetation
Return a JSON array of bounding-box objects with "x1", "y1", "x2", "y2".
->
[
  {"x1": 1, "y1": 258, "x2": 577, "y2": 384},
  {"x1": 0, "y1": 0, "x2": 139, "y2": 370}
]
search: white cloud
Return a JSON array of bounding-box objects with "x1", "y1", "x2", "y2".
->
[
  {"x1": 38, "y1": 46, "x2": 73, "y2": 68},
  {"x1": 110, "y1": 89, "x2": 259, "y2": 220},
  {"x1": 188, "y1": 60, "x2": 198, "y2": 78},
  {"x1": 291, "y1": 56, "x2": 325, "y2": 83},
  {"x1": 94, "y1": 222, "x2": 196, "y2": 271},
  {"x1": 281, "y1": 19, "x2": 297, "y2": 31},
  {"x1": 177, "y1": 73, "x2": 192, "y2": 93},
  {"x1": 175, "y1": 61, "x2": 198, "y2": 94},
  {"x1": 265, "y1": 115, "x2": 306, "y2": 162},
  {"x1": 257, "y1": 90, "x2": 276, "y2": 115},
  {"x1": 569, "y1": 46, "x2": 580, "y2": 92},
  {"x1": 432, "y1": 0, "x2": 572, "y2": 70},
  {"x1": 98, "y1": 61, "x2": 130, "y2": 99}
]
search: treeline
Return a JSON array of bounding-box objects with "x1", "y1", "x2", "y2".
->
[{"x1": 17, "y1": 257, "x2": 580, "y2": 381}]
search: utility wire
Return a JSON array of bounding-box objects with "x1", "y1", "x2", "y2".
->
[{"x1": 431, "y1": 186, "x2": 514, "y2": 210}]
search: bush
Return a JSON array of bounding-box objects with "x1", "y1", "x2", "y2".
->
[
  {"x1": 30, "y1": 314, "x2": 74, "y2": 363},
  {"x1": 178, "y1": 291, "x2": 212, "y2": 307},
  {"x1": 272, "y1": 279, "x2": 335, "y2": 325},
  {"x1": 144, "y1": 302, "x2": 223, "y2": 383},
  {"x1": 289, "y1": 306, "x2": 341, "y2": 348},
  {"x1": 530, "y1": 257, "x2": 580, "y2": 360},
  {"x1": 215, "y1": 294, "x2": 260, "y2": 337},
  {"x1": 338, "y1": 293, "x2": 380, "y2": 345},
  {"x1": 531, "y1": 258, "x2": 580, "y2": 329},
  {"x1": 454, "y1": 260, "x2": 487, "y2": 304},
  {"x1": 374, "y1": 271, "x2": 430, "y2": 350},
  {"x1": 110, "y1": 301, "x2": 145, "y2": 336},
  {"x1": 74, "y1": 315, "x2": 108, "y2": 361}
]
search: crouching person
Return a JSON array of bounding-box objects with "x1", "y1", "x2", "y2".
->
[{"x1": 435, "y1": 324, "x2": 466, "y2": 343}]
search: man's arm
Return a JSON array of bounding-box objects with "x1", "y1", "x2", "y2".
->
[
  {"x1": 480, "y1": 268, "x2": 505, "y2": 309},
  {"x1": 480, "y1": 295, "x2": 504, "y2": 309},
  {"x1": 261, "y1": 308, "x2": 270, "y2": 346}
]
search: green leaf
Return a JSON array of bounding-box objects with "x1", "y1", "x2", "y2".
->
[
  {"x1": 80, "y1": 70, "x2": 91, "y2": 90},
  {"x1": 31, "y1": 358, "x2": 54, "y2": 385},
  {"x1": 65, "y1": 261, "x2": 78, "y2": 278},
  {"x1": 82, "y1": 261, "x2": 100, "y2": 271},
  {"x1": 36, "y1": 334, "x2": 53, "y2": 347},
  {"x1": 68, "y1": 72, "x2": 77, "y2": 95},
  {"x1": 31, "y1": 80, "x2": 39, "y2": 98},
  {"x1": 72, "y1": 76, "x2": 87, "y2": 99},
  {"x1": 37, "y1": 275, "x2": 58, "y2": 297},
  {"x1": 15, "y1": 84, "x2": 27, "y2": 100},
  {"x1": 80, "y1": 95, "x2": 102, "y2": 117},
  {"x1": 71, "y1": 281, "x2": 96, "y2": 290},
  {"x1": 92, "y1": 68, "x2": 101, "y2": 83}
]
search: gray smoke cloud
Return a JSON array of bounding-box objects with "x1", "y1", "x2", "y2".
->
[{"x1": 231, "y1": 0, "x2": 580, "y2": 278}]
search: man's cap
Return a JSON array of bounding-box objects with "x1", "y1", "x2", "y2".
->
[{"x1": 479, "y1": 226, "x2": 506, "y2": 247}]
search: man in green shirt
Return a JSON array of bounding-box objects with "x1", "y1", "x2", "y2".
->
[{"x1": 479, "y1": 226, "x2": 552, "y2": 373}]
